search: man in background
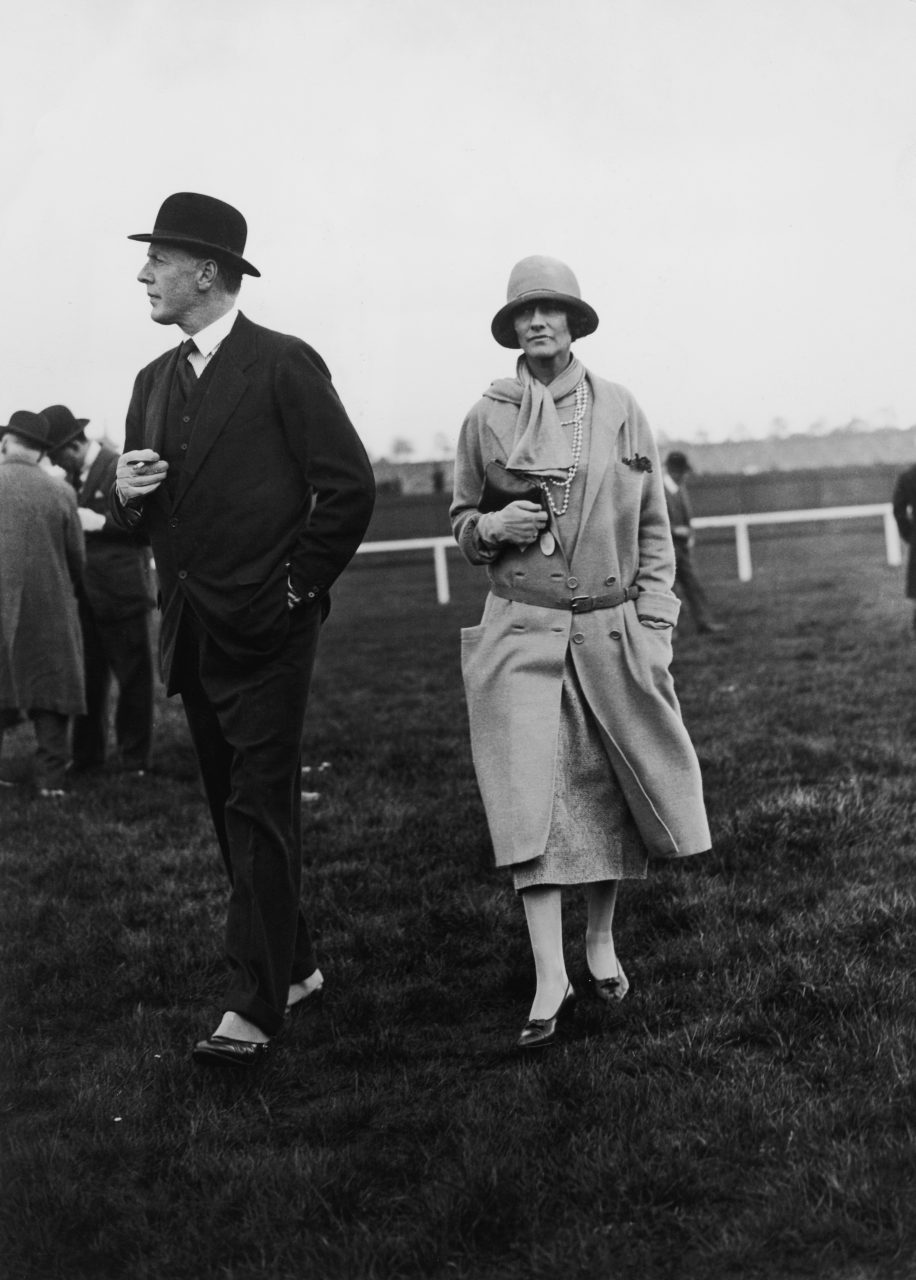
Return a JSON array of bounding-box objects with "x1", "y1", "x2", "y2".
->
[
  {"x1": 110, "y1": 192, "x2": 376, "y2": 1068},
  {"x1": 663, "y1": 450, "x2": 725, "y2": 635},
  {"x1": 46, "y1": 405, "x2": 155, "y2": 775},
  {"x1": 0, "y1": 411, "x2": 85, "y2": 795},
  {"x1": 891, "y1": 462, "x2": 916, "y2": 632}
]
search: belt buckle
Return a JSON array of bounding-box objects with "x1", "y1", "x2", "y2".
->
[{"x1": 570, "y1": 595, "x2": 592, "y2": 613}]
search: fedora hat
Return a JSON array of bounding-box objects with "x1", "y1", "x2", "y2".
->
[
  {"x1": 491, "y1": 255, "x2": 599, "y2": 349},
  {"x1": 128, "y1": 192, "x2": 260, "y2": 277},
  {"x1": 1, "y1": 410, "x2": 53, "y2": 451},
  {"x1": 42, "y1": 404, "x2": 89, "y2": 453}
]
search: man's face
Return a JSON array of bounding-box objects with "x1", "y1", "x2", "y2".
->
[
  {"x1": 50, "y1": 439, "x2": 88, "y2": 476},
  {"x1": 137, "y1": 242, "x2": 204, "y2": 328},
  {"x1": 512, "y1": 304, "x2": 573, "y2": 366}
]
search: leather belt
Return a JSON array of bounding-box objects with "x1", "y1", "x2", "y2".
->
[{"x1": 490, "y1": 582, "x2": 639, "y2": 612}]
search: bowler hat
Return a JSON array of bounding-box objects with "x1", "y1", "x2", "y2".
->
[
  {"x1": 665, "y1": 450, "x2": 692, "y2": 473},
  {"x1": 128, "y1": 192, "x2": 260, "y2": 277},
  {"x1": 42, "y1": 404, "x2": 89, "y2": 453},
  {"x1": 1, "y1": 410, "x2": 53, "y2": 450},
  {"x1": 491, "y1": 255, "x2": 599, "y2": 349}
]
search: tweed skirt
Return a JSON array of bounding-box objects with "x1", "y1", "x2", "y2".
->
[{"x1": 512, "y1": 658, "x2": 648, "y2": 891}]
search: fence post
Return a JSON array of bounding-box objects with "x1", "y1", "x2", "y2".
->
[
  {"x1": 735, "y1": 519, "x2": 752, "y2": 582},
  {"x1": 884, "y1": 509, "x2": 903, "y2": 568},
  {"x1": 433, "y1": 542, "x2": 451, "y2": 604}
]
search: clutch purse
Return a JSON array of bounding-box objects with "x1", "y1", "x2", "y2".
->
[{"x1": 478, "y1": 460, "x2": 546, "y2": 513}]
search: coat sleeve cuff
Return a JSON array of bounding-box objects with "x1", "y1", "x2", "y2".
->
[{"x1": 636, "y1": 591, "x2": 680, "y2": 624}]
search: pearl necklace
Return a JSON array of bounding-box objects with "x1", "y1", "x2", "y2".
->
[{"x1": 539, "y1": 377, "x2": 588, "y2": 518}]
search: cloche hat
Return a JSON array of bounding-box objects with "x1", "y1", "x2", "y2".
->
[
  {"x1": 42, "y1": 404, "x2": 89, "y2": 453},
  {"x1": 128, "y1": 192, "x2": 260, "y2": 277},
  {"x1": 491, "y1": 255, "x2": 599, "y2": 349},
  {"x1": 1, "y1": 410, "x2": 54, "y2": 450}
]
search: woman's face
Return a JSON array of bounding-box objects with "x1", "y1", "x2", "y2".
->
[{"x1": 512, "y1": 304, "x2": 573, "y2": 369}]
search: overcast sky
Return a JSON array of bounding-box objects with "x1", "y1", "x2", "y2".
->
[{"x1": 3, "y1": 0, "x2": 915, "y2": 458}]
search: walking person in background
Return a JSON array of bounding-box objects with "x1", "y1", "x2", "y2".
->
[
  {"x1": 45, "y1": 405, "x2": 156, "y2": 776},
  {"x1": 109, "y1": 192, "x2": 376, "y2": 1068},
  {"x1": 663, "y1": 450, "x2": 725, "y2": 635},
  {"x1": 451, "y1": 257, "x2": 710, "y2": 1051},
  {"x1": 0, "y1": 411, "x2": 85, "y2": 796},
  {"x1": 891, "y1": 461, "x2": 916, "y2": 633}
]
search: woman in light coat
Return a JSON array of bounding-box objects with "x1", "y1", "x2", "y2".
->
[{"x1": 451, "y1": 257, "x2": 710, "y2": 1050}]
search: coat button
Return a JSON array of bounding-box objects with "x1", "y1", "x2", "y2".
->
[
  {"x1": 567, "y1": 576, "x2": 579, "y2": 589},
  {"x1": 610, "y1": 630, "x2": 621, "y2": 640},
  {"x1": 572, "y1": 633, "x2": 585, "y2": 644},
  {"x1": 605, "y1": 576, "x2": 616, "y2": 585},
  {"x1": 169, "y1": 518, "x2": 178, "y2": 528},
  {"x1": 182, "y1": 415, "x2": 191, "y2": 424},
  {"x1": 178, "y1": 570, "x2": 188, "y2": 580}
]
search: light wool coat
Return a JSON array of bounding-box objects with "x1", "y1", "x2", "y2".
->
[
  {"x1": 451, "y1": 372, "x2": 710, "y2": 867},
  {"x1": 0, "y1": 459, "x2": 85, "y2": 715}
]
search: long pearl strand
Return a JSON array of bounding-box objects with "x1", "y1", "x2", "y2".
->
[{"x1": 539, "y1": 378, "x2": 588, "y2": 519}]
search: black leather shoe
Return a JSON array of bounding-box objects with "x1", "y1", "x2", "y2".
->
[
  {"x1": 517, "y1": 983, "x2": 577, "y2": 1051},
  {"x1": 588, "y1": 961, "x2": 629, "y2": 1005},
  {"x1": 192, "y1": 1034, "x2": 271, "y2": 1068}
]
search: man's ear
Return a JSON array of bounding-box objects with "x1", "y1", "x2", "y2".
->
[{"x1": 198, "y1": 258, "x2": 218, "y2": 291}]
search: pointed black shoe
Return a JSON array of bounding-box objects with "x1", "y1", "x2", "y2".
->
[
  {"x1": 192, "y1": 1034, "x2": 271, "y2": 1068},
  {"x1": 517, "y1": 983, "x2": 577, "y2": 1051},
  {"x1": 587, "y1": 961, "x2": 629, "y2": 1005}
]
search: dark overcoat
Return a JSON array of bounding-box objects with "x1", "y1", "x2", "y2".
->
[
  {"x1": 109, "y1": 313, "x2": 376, "y2": 692},
  {"x1": 451, "y1": 373, "x2": 710, "y2": 866},
  {"x1": 892, "y1": 464, "x2": 916, "y2": 599},
  {"x1": 0, "y1": 459, "x2": 85, "y2": 714},
  {"x1": 79, "y1": 444, "x2": 154, "y2": 622}
]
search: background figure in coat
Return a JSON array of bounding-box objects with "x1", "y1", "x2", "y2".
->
[
  {"x1": 109, "y1": 193, "x2": 376, "y2": 1068},
  {"x1": 891, "y1": 463, "x2": 916, "y2": 632},
  {"x1": 451, "y1": 257, "x2": 710, "y2": 1051},
  {"x1": 45, "y1": 405, "x2": 155, "y2": 775},
  {"x1": 663, "y1": 450, "x2": 725, "y2": 635},
  {"x1": 0, "y1": 411, "x2": 85, "y2": 796}
]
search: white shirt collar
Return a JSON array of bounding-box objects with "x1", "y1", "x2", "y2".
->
[{"x1": 186, "y1": 306, "x2": 238, "y2": 360}]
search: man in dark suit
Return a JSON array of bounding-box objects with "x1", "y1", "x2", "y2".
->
[
  {"x1": 892, "y1": 463, "x2": 916, "y2": 632},
  {"x1": 46, "y1": 406, "x2": 155, "y2": 775},
  {"x1": 110, "y1": 193, "x2": 376, "y2": 1067},
  {"x1": 663, "y1": 450, "x2": 725, "y2": 635}
]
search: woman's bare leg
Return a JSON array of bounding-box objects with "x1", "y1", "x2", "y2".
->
[
  {"x1": 585, "y1": 879, "x2": 620, "y2": 979},
  {"x1": 521, "y1": 885, "x2": 571, "y2": 1019}
]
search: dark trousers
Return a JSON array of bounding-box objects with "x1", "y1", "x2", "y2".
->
[
  {"x1": 0, "y1": 708, "x2": 70, "y2": 789},
  {"x1": 175, "y1": 604, "x2": 322, "y2": 1036},
  {"x1": 673, "y1": 542, "x2": 715, "y2": 630},
  {"x1": 73, "y1": 602, "x2": 154, "y2": 771}
]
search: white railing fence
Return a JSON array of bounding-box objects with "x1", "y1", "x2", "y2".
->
[{"x1": 356, "y1": 503, "x2": 904, "y2": 604}]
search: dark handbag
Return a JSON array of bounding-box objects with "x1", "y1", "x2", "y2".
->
[{"x1": 478, "y1": 460, "x2": 546, "y2": 513}]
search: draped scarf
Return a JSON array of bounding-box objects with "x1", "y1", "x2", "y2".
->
[{"x1": 484, "y1": 355, "x2": 586, "y2": 477}]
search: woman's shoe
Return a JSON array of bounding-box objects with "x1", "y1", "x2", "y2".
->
[
  {"x1": 517, "y1": 983, "x2": 577, "y2": 1051},
  {"x1": 587, "y1": 960, "x2": 629, "y2": 1004}
]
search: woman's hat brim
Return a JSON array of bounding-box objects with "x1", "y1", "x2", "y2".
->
[
  {"x1": 491, "y1": 291, "x2": 599, "y2": 349},
  {"x1": 128, "y1": 232, "x2": 260, "y2": 277}
]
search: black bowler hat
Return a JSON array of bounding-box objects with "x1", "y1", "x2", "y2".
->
[
  {"x1": 1, "y1": 410, "x2": 54, "y2": 450},
  {"x1": 128, "y1": 192, "x2": 260, "y2": 277},
  {"x1": 42, "y1": 404, "x2": 90, "y2": 453},
  {"x1": 665, "y1": 450, "x2": 692, "y2": 472}
]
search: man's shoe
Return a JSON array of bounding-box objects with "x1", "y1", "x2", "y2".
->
[
  {"x1": 191, "y1": 1035, "x2": 271, "y2": 1068},
  {"x1": 517, "y1": 984, "x2": 577, "y2": 1051}
]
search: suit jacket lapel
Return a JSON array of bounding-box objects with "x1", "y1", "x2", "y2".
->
[
  {"x1": 173, "y1": 314, "x2": 256, "y2": 510},
  {"x1": 146, "y1": 350, "x2": 180, "y2": 454}
]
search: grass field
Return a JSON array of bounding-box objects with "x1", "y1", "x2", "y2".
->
[{"x1": 2, "y1": 523, "x2": 916, "y2": 1280}]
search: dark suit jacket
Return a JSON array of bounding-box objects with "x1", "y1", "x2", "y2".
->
[
  {"x1": 79, "y1": 444, "x2": 154, "y2": 622},
  {"x1": 110, "y1": 312, "x2": 376, "y2": 690},
  {"x1": 892, "y1": 464, "x2": 916, "y2": 599}
]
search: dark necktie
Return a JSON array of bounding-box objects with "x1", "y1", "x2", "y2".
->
[{"x1": 176, "y1": 339, "x2": 198, "y2": 401}]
